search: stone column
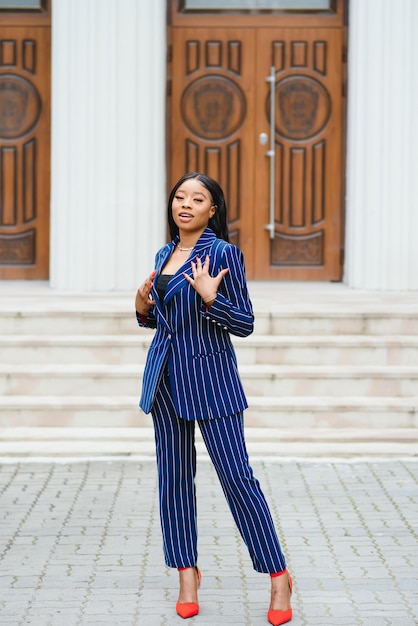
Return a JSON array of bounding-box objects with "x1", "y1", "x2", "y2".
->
[
  {"x1": 50, "y1": 0, "x2": 166, "y2": 290},
  {"x1": 344, "y1": 0, "x2": 418, "y2": 289}
]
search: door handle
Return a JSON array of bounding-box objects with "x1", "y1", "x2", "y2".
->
[{"x1": 264, "y1": 66, "x2": 276, "y2": 239}]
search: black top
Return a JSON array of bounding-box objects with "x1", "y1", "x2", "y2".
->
[{"x1": 155, "y1": 274, "x2": 173, "y2": 304}]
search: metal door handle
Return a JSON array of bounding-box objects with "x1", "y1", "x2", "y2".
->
[{"x1": 264, "y1": 66, "x2": 276, "y2": 239}]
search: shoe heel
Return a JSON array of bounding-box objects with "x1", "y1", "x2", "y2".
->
[
  {"x1": 268, "y1": 569, "x2": 293, "y2": 625},
  {"x1": 176, "y1": 566, "x2": 202, "y2": 619}
]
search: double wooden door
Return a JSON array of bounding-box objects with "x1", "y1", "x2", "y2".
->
[
  {"x1": 169, "y1": 1, "x2": 346, "y2": 280},
  {"x1": 0, "y1": 3, "x2": 51, "y2": 279}
]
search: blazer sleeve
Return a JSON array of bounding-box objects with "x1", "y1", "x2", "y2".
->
[
  {"x1": 136, "y1": 309, "x2": 157, "y2": 329},
  {"x1": 200, "y1": 243, "x2": 254, "y2": 337}
]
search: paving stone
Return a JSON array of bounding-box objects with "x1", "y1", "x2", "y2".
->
[{"x1": 0, "y1": 458, "x2": 417, "y2": 625}]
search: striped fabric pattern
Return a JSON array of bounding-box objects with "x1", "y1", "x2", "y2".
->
[
  {"x1": 152, "y1": 369, "x2": 287, "y2": 573},
  {"x1": 137, "y1": 228, "x2": 254, "y2": 421}
]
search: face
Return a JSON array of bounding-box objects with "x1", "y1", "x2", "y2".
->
[{"x1": 171, "y1": 178, "x2": 216, "y2": 237}]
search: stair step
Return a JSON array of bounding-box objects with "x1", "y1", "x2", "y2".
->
[
  {"x1": 1, "y1": 309, "x2": 418, "y2": 336},
  {"x1": 2, "y1": 364, "x2": 418, "y2": 397},
  {"x1": 234, "y1": 335, "x2": 418, "y2": 365},
  {"x1": 0, "y1": 427, "x2": 416, "y2": 458},
  {"x1": 240, "y1": 364, "x2": 418, "y2": 397},
  {"x1": 0, "y1": 335, "x2": 151, "y2": 364},
  {"x1": 1, "y1": 395, "x2": 417, "y2": 429},
  {"x1": 1, "y1": 334, "x2": 418, "y2": 365}
]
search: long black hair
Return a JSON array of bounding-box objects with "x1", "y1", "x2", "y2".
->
[{"x1": 167, "y1": 172, "x2": 229, "y2": 242}]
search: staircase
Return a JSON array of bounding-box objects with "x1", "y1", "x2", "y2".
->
[{"x1": 0, "y1": 282, "x2": 417, "y2": 457}]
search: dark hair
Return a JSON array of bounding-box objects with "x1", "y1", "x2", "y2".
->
[{"x1": 167, "y1": 172, "x2": 229, "y2": 242}]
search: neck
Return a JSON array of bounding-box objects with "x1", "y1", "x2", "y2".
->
[{"x1": 177, "y1": 228, "x2": 205, "y2": 250}]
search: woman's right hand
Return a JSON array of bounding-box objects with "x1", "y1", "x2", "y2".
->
[{"x1": 135, "y1": 270, "x2": 157, "y2": 315}]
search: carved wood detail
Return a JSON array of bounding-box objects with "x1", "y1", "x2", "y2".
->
[
  {"x1": 185, "y1": 139, "x2": 199, "y2": 172},
  {"x1": 0, "y1": 40, "x2": 16, "y2": 66},
  {"x1": 313, "y1": 41, "x2": 327, "y2": 75},
  {"x1": 1, "y1": 146, "x2": 17, "y2": 226},
  {"x1": 227, "y1": 41, "x2": 241, "y2": 75},
  {"x1": 226, "y1": 140, "x2": 240, "y2": 224},
  {"x1": 0, "y1": 229, "x2": 35, "y2": 264},
  {"x1": 23, "y1": 138, "x2": 36, "y2": 222},
  {"x1": 271, "y1": 231, "x2": 324, "y2": 266},
  {"x1": 289, "y1": 147, "x2": 306, "y2": 227},
  {"x1": 206, "y1": 40, "x2": 222, "y2": 67},
  {"x1": 312, "y1": 140, "x2": 325, "y2": 224},
  {"x1": 23, "y1": 39, "x2": 36, "y2": 74},
  {"x1": 181, "y1": 74, "x2": 246, "y2": 140},
  {"x1": 291, "y1": 41, "x2": 307, "y2": 67},
  {"x1": 0, "y1": 73, "x2": 41, "y2": 139}
]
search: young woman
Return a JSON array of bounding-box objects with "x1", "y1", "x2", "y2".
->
[{"x1": 135, "y1": 172, "x2": 292, "y2": 625}]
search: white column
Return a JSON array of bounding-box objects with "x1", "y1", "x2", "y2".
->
[
  {"x1": 344, "y1": 0, "x2": 418, "y2": 290},
  {"x1": 50, "y1": 0, "x2": 166, "y2": 290}
]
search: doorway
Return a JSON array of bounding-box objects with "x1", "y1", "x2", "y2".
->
[
  {"x1": 168, "y1": 0, "x2": 347, "y2": 280},
  {"x1": 0, "y1": 1, "x2": 51, "y2": 279}
]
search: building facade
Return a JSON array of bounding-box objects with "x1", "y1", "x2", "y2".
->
[{"x1": 1, "y1": 0, "x2": 417, "y2": 290}]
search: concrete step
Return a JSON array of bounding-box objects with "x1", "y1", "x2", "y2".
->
[
  {"x1": 240, "y1": 365, "x2": 418, "y2": 397},
  {"x1": 1, "y1": 308, "x2": 418, "y2": 336},
  {"x1": 1, "y1": 334, "x2": 418, "y2": 365},
  {"x1": 234, "y1": 335, "x2": 418, "y2": 366},
  {"x1": 0, "y1": 334, "x2": 151, "y2": 365},
  {"x1": 0, "y1": 427, "x2": 416, "y2": 458},
  {"x1": 2, "y1": 364, "x2": 418, "y2": 398},
  {"x1": 1, "y1": 395, "x2": 417, "y2": 429}
]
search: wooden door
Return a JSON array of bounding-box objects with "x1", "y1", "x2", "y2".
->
[
  {"x1": 254, "y1": 28, "x2": 343, "y2": 279},
  {"x1": 168, "y1": 0, "x2": 346, "y2": 280},
  {"x1": 0, "y1": 2, "x2": 51, "y2": 279}
]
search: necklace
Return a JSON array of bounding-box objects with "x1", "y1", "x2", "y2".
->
[{"x1": 177, "y1": 243, "x2": 195, "y2": 251}]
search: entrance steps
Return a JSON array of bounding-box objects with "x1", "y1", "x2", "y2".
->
[{"x1": 0, "y1": 281, "x2": 417, "y2": 457}]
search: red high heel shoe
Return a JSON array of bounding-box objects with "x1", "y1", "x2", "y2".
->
[
  {"x1": 267, "y1": 569, "x2": 293, "y2": 626},
  {"x1": 176, "y1": 566, "x2": 202, "y2": 619}
]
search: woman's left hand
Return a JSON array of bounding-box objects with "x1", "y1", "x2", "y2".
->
[{"x1": 183, "y1": 254, "x2": 229, "y2": 306}]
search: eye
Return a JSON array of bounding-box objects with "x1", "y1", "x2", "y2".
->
[{"x1": 174, "y1": 195, "x2": 184, "y2": 201}]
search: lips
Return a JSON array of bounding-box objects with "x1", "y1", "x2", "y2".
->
[{"x1": 179, "y1": 212, "x2": 193, "y2": 219}]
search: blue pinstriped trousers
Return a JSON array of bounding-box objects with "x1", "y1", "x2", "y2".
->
[{"x1": 151, "y1": 369, "x2": 286, "y2": 574}]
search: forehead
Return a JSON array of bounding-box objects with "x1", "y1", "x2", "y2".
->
[{"x1": 177, "y1": 179, "x2": 208, "y2": 196}]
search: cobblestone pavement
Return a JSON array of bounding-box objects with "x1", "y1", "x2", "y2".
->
[{"x1": 0, "y1": 457, "x2": 417, "y2": 626}]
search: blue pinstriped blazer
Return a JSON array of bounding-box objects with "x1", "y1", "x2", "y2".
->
[{"x1": 136, "y1": 228, "x2": 254, "y2": 421}]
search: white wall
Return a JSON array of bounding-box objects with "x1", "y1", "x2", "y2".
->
[
  {"x1": 50, "y1": 0, "x2": 167, "y2": 290},
  {"x1": 344, "y1": 0, "x2": 418, "y2": 289}
]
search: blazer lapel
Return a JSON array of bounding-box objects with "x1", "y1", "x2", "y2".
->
[
  {"x1": 164, "y1": 228, "x2": 217, "y2": 306},
  {"x1": 152, "y1": 242, "x2": 176, "y2": 331}
]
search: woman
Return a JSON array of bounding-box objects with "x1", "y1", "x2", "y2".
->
[{"x1": 135, "y1": 172, "x2": 292, "y2": 625}]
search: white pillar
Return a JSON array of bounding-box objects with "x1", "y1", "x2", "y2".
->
[
  {"x1": 50, "y1": 0, "x2": 166, "y2": 290},
  {"x1": 344, "y1": 0, "x2": 418, "y2": 289}
]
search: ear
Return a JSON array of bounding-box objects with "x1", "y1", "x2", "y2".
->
[{"x1": 210, "y1": 204, "x2": 217, "y2": 216}]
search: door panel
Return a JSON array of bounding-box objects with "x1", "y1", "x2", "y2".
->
[
  {"x1": 254, "y1": 28, "x2": 343, "y2": 279},
  {"x1": 171, "y1": 27, "x2": 256, "y2": 269},
  {"x1": 0, "y1": 17, "x2": 50, "y2": 279}
]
